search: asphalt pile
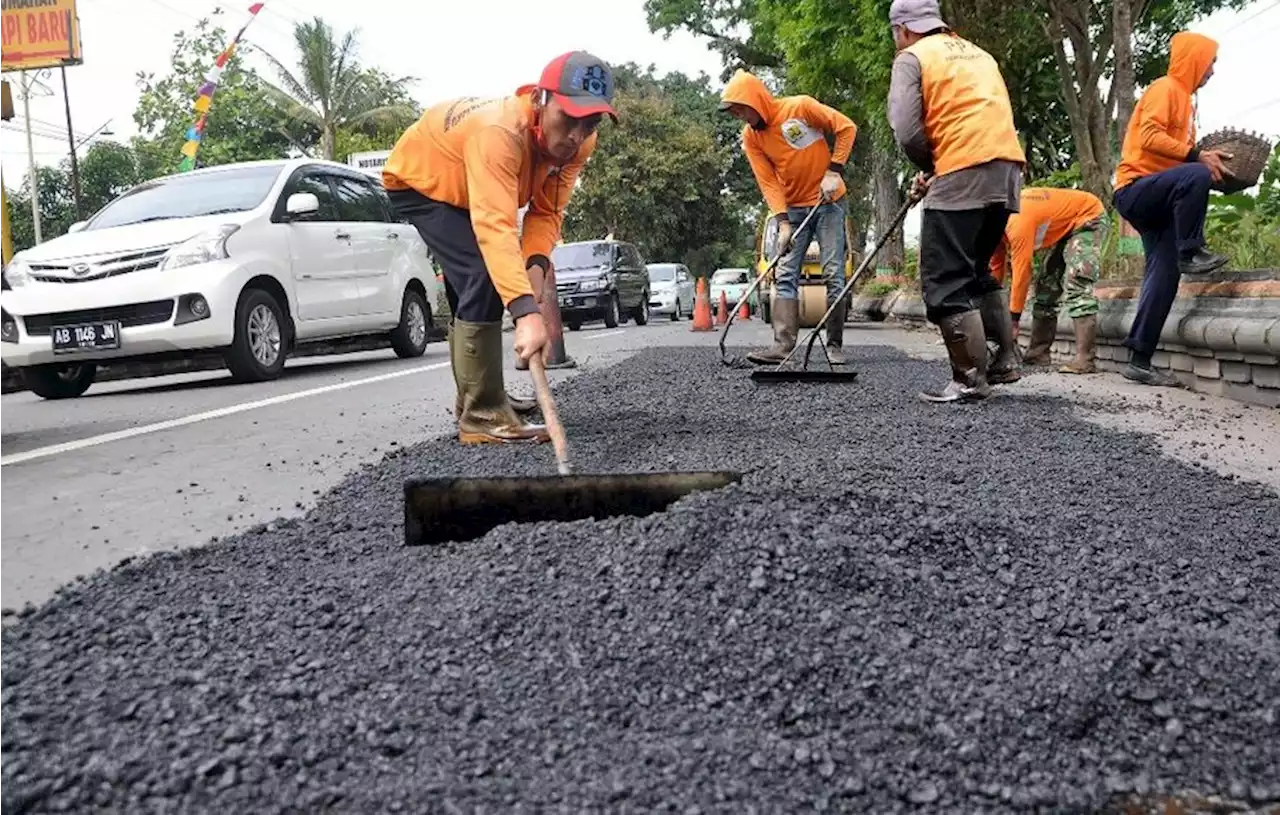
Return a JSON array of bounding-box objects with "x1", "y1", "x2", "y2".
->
[{"x1": 4, "y1": 346, "x2": 1278, "y2": 814}]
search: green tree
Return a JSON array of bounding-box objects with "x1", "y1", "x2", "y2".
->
[
  {"x1": 563, "y1": 69, "x2": 754, "y2": 272},
  {"x1": 648, "y1": 0, "x2": 1253, "y2": 208},
  {"x1": 5, "y1": 141, "x2": 147, "y2": 252},
  {"x1": 257, "y1": 17, "x2": 419, "y2": 161},
  {"x1": 132, "y1": 9, "x2": 299, "y2": 173},
  {"x1": 77, "y1": 141, "x2": 145, "y2": 217}
]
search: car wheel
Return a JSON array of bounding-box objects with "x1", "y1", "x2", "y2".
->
[
  {"x1": 568, "y1": 321, "x2": 582, "y2": 332},
  {"x1": 633, "y1": 292, "x2": 650, "y2": 325},
  {"x1": 225, "y1": 287, "x2": 288, "y2": 383},
  {"x1": 671, "y1": 299, "x2": 682, "y2": 321},
  {"x1": 603, "y1": 292, "x2": 620, "y2": 329},
  {"x1": 23, "y1": 362, "x2": 96, "y2": 400},
  {"x1": 390, "y1": 288, "x2": 430, "y2": 358}
]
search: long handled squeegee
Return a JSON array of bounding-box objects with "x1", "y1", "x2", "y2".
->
[
  {"x1": 404, "y1": 355, "x2": 740, "y2": 546},
  {"x1": 750, "y1": 191, "x2": 921, "y2": 384},
  {"x1": 718, "y1": 204, "x2": 823, "y2": 369}
]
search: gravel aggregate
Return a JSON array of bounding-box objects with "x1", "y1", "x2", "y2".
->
[{"x1": 3, "y1": 345, "x2": 1279, "y2": 814}]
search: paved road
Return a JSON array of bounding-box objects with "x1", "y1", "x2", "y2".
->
[{"x1": 4, "y1": 315, "x2": 1278, "y2": 610}]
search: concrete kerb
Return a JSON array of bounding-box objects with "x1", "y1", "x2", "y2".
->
[{"x1": 852, "y1": 269, "x2": 1280, "y2": 409}]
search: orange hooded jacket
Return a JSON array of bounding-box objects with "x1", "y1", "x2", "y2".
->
[
  {"x1": 382, "y1": 92, "x2": 596, "y2": 311},
  {"x1": 719, "y1": 70, "x2": 857, "y2": 217},
  {"x1": 988, "y1": 188, "x2": 1106, "y2": 315},
  {"x1": 1114, "y1": 32, "x2": 1218, "y2": 191}
]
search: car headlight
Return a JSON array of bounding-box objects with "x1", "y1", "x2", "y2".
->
[
  {"x1": 580, "y1": 276, "x2": 609, "y2": 292},
  {"x1": 160, "y1": 224, "x2": 239, "y2": 271},
  {"x1": 3, "y1": 256, "x2": 32, "y2": 288}
]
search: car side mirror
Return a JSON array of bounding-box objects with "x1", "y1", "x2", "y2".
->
[
  {"x1": 285, "y1": 192, "x2": 320, "y2": 219},
  {"x1": 67, "y1": 220, "x2": 88, "y2": 234}
]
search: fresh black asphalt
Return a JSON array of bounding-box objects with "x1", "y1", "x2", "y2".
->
[{"x1": 3, "y1": 345, "x2": 1277, "y2": 813}]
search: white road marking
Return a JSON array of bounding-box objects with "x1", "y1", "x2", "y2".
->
[
  {"x1": 1, "y1": 361, "x2": 451, "y2": 467},
  {"x1": 588, "y1": 330, "x2": 625, "y2": 340}
]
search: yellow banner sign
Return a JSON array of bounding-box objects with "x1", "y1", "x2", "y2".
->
[{"x1": 1, "y1": 0, "x2": 82, "y2": 73}]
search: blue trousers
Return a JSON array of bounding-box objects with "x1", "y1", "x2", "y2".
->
[
  {"x1": 775, "y1": 197, "x2": 848, "y2": 304},
  {"x1": 1112, "y1": 162, "x2": 1212, "y2": 358}
]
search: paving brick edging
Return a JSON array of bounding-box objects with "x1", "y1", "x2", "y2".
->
[{"x1": 851, "y1": 269, "x2": 1280, "y2": 409}]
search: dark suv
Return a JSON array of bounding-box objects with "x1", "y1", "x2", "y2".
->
[{"x1": 551, "y1": 240, "x2": 651, "y2": 330}]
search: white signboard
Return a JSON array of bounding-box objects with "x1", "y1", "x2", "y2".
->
[{"x1": 348, "y1": 150, "x2": 392, "y2": 177}]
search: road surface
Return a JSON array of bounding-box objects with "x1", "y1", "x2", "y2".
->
[{"x1": 3, "y1": 317, "x2": 1277, "y2": 611}]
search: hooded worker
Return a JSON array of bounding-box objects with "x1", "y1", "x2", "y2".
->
[
  {"x1": 382, "y1": 52, "x2": 617, "y2": 445},
  {"x1": 719, "y1": 70, "x2": 859, "y2": 365},
  {"x1": 989, "y1": 187, "x2": 1107, "y2": 374},
  {"x1": 1112, "y1": 31, "x2": 1229, "y2": 388},
  {"x1": 886, "y1": 0, "x2": 1027, "y2": 403}
]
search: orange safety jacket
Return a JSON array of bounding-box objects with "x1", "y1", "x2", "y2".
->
[{"x1": 383, "y1": 92, "x2": 596, "y2": 310}]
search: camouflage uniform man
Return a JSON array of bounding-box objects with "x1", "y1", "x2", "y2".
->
[{"x1": 989, "y1": 187, "x2": 1108, "y2": 374}]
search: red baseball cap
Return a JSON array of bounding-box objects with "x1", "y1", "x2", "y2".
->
[{"x1": 525, "y1": 51, "x2": 618, "y2": 122}]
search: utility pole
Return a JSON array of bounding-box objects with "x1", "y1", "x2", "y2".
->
[
  {"x1": 60, "y1": 66, "x2": 82, "y2": 219},
  {"x1": 20, "y1": 71, "x2": 41, "y2": 245}
]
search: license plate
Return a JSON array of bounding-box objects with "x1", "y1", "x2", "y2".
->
[{"x1": 52, "y1": 321, "x2": 122, "y2": 353}]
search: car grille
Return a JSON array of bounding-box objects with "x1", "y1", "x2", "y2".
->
[
  {"x1": 29, "y1": 246, "x2": 172, "y2": 284},
  {"x1": 556, "y1": 280, "x2": 579, "y2": 295},
  {"x1": 22, "y1": 300, "x2": 176, "y2": 336}
]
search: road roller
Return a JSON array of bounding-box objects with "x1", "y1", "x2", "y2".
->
[{"x1": 754, "y1": 213, "x2": 859, "y2": 329}]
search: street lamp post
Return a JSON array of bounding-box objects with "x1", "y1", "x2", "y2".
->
[{"x1": 20, "y1": 70, "x2": 42, "y2": 245}]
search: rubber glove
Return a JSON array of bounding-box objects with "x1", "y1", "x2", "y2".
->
[
  {"x1": 820, "y1": 170, "x2": 841, "y2": 201},
  {"x1": 776, "y1": 217, "x2": 794, "y2": 252}
]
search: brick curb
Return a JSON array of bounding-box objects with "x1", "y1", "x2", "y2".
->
[{"x1": 852, "y1": 269, "x2": 1280, "y2": 409}]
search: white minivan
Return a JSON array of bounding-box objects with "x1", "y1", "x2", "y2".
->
[{"x1": 1, "y1": 159, "x2": 438, "y2": 399}]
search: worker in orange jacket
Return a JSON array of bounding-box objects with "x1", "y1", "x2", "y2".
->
[
  {"x1": 382, "y1": 52, "x2": 616, "y2": 445},
  {"x1": 887, "y1": 0, "x2": 1027, "y2": 402},
  {"x1": 719, "y1": 70, "x2": 858, "y2": 365},
  {"x1": 989, "y1": 187, "x2": 1107, "y2": 374},
  {"x1": 1112, "y1": 31, "x2": 1231, "y2": 388}
]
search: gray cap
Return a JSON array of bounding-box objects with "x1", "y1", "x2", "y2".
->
[{"x1": 889, "y1": 0, "x2": 948, "y2": 33}]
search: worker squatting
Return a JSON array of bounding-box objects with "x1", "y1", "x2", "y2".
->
[{"x1": 379, "y1": 0, "x2": 1235, "y2": 444}]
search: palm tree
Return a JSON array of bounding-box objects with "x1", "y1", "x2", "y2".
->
[{"x1": 257, "y1": 17, "x2": 418, "y2": 160}]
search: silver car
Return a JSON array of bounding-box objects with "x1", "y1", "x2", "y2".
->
[{"x1": 646, "y1": 262, "x2": 696, "y2": 321}]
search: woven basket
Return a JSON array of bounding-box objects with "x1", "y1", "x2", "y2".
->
[{"x1": 1194, "y1": 128, "x2": 1274, "y2": 194}]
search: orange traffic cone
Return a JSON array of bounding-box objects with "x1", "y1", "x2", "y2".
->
[
  {"x1": 690, "y1": 278, "x2": 714, "y2": 332},
  {"x1": 716, "y1": 290, "x2": 729, "y2": 325},
  {"x1": 738, "y1": 297, "x2": 751, "y2": 321}
]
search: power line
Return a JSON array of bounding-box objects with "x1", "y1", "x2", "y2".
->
[{"x1": 1219, "y1": 0, "x2": 1280, "y2": 35}]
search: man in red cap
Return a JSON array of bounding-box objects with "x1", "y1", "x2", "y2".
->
[{"x1": 382, "y1": 52, "x2": 617, "y2": 445}]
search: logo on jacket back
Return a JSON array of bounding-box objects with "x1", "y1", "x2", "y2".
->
[{"x1": 780, "y1": 118, "x2": 822, "y2": 150}]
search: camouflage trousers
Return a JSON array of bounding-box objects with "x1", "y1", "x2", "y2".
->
[{"x1": 1031, "y1": 216, "x2": 1107, "y2": 320}]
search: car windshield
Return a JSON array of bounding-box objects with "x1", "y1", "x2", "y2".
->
[
  {"x1": 712, "y1": 269, "x2": 749, "y2": 284},
  {"x1": 87, "y1": 165, "x2": 284, "y2": 230},
  {"x1": 552, "y1": 243, "x2": 611, "y2": 269},
  {"x1": 647, "y1": 264, "x2": 677, "y2": 282}
]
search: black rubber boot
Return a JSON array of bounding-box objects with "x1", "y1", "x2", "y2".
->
[
  {"x1": 747, "y1": 298, "x2": 799, "y2": 365},
  {"x1": 824, "y1": 297, "x2": 848, "y2": 365},
  {"x1": 919, "y1": 310, "x2": 992, "y2": 403},
  {"x1": 1022, "y1": 315, "x2": 1058, "y2": 366},
  {"x1": 979, "y1": 290, "x2": 1022, "y2": 384}
]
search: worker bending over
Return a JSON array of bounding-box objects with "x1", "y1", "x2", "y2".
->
[
  {"x1": 1112, "y1": 31, "x2": 1231, "y2": 387},
  {"x1": 382, "y1": 52, "x2": 616, "y2": 444},
  {"x1": 719, "y1": 70, "x2": 858, "y2": 365},
  {"x1": 989, "y1": 187, "x2": 1107, "y2": 374},
  {"x1": 887, "y1": 0, "x2": 1027, "y2": 402}
]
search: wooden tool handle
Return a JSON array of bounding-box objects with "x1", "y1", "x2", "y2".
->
[{"x1": 527, "y1": 353, "x2": 571, "y2": 476}]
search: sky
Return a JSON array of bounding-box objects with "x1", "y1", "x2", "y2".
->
[{"x1": 2, "y1": 0, "x2": 1279, "y2": 247}]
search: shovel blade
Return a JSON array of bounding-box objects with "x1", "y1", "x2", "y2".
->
[
  {"x1": 404, "y1": 471, "x2": 741, "y2": 546},
  {"x1": 750, "y1": 369, "x2": 859, "y2": 383}
]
